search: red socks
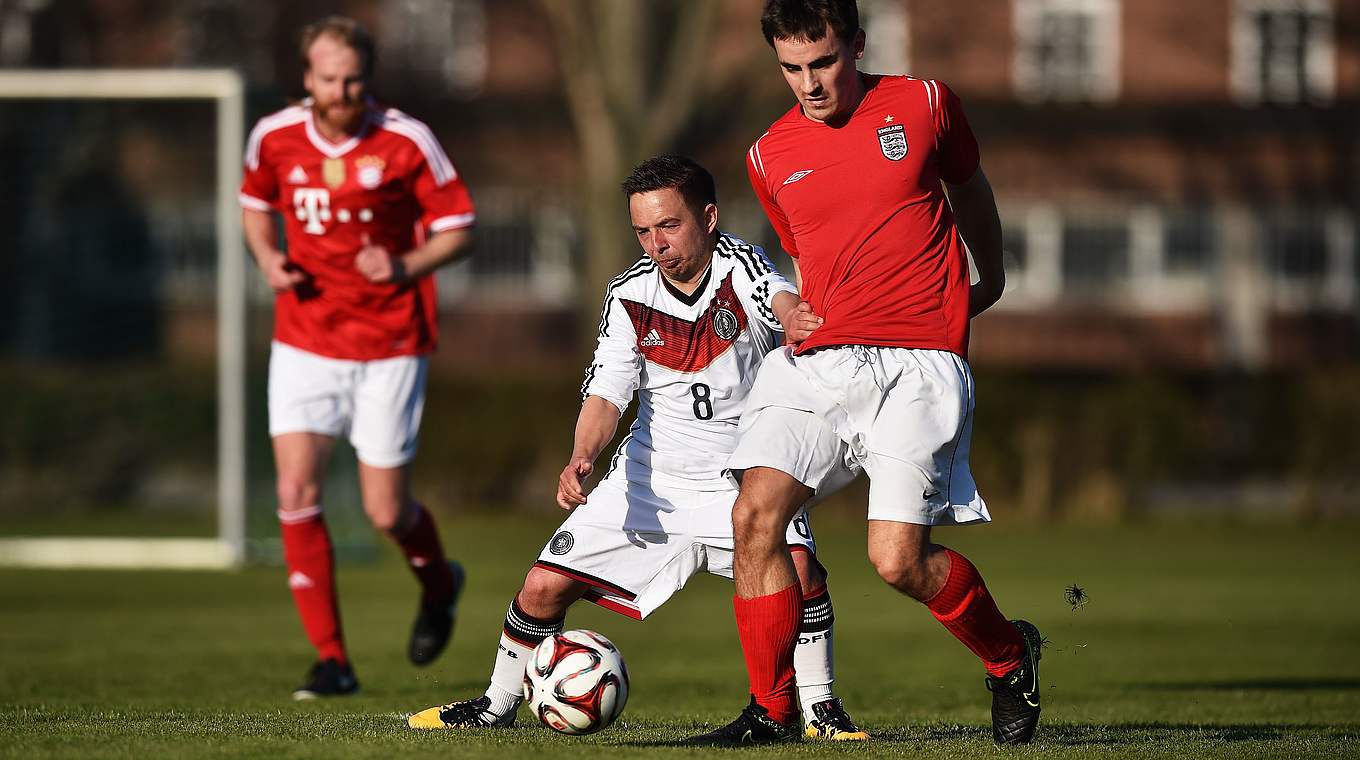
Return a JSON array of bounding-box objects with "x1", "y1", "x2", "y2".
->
[
  {"x1": 279, "y1": 506, "x2": 346, "y2": 663},
  {"x1": 394, "y1": 503, "x2": 454, "y2": 604},
  {"x1": 926, "y1": 547, "x2": 1025, "y2": 677},
  {"x1": 733, "y1": 583, "x2": 802, "y2": 725}
]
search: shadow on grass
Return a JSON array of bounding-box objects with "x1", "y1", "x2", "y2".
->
[
  {"x1": 1130, "y1": 678, "x2": 1360, "y2": 691},
  {"x1": 621, "y1": 722, "x2": 1353, "y2": 748}
]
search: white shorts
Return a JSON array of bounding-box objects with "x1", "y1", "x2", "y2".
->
[
  {"x1": 534, "y1": 471, "x2": 818, "y2": 620},
  {"x1": 267, "y1": 341, "x2": 428, "y2": 468},
  {"x1": 728, "y1": 345, "x2": 989, "y2": 526}
]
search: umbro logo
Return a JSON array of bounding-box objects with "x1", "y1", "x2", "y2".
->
[
  {"x1": 287, "y1": 165, "x2": 309, "y2": 184},
  {"x1": 782, "y1": 169, "x2": 814, "y2": 185},
  {"x1": 287, "y1": 571, "x2": 314, "y2": 589},
  {"x1": 640, "y1": 329, "x2": 665, "y2": 347}
]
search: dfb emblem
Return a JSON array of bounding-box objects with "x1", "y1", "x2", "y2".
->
[
  {"x1": 548, "y1": 531, "x2": 574, "y2": 555},
  {"x1": 877, "y1": 123, "x2": 908, "y2": 161},
  {"x1": 713, "y1": 307, "x2": 739, "y2": 341}
]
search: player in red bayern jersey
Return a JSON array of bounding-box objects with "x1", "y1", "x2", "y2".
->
[
  {"x1": 239, "y1": 17, "x2": 475, "y2": 699},
  {"x1": 691, "y1": 0, "x2": 1042, "y2": 746},
  {"x1": 407, "y1": 155, "x2": 866, "y2": 740}
]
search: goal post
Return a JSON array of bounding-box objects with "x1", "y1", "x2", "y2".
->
[{"x1": 0, "y1": 70, "x2": 246, "y2": 569}]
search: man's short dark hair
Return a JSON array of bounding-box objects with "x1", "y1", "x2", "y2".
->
[
  {"x1": 760, "y1": 0, "x2": 860, "y2": 48},
  {"x1": 620, "y1": 155, "x2": 717, "y2": 213},
  {"x1": 300, "y1": 16, "x2": 376, "y2": 79}
]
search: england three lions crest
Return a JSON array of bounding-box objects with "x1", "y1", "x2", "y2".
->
[{"x1": 877, "y1": 124, "x2": 908, "y2": 161}]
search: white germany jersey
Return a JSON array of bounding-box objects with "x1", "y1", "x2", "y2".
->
[{"x1": 582, "y1": 233, "x2": 798, "y2": 490}]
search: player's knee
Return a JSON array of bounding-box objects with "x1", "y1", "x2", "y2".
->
[
  {"x1": 519, "y1": 569, "x2": 580, "y2": 618},
  {"x1": 275, "y1": 478, "x2": 320, "y2": 513},
  {"x1": 365, "y1": 500, "x2": 404, "y2": 534},
  {"x1": 871, "y1": 553, "x2": 932, "y2": 600},
  {"x1": 732, "y1": 499, "x2": 783, "y2": 548}
]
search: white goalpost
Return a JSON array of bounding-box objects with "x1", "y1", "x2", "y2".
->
[{"x1": 0, "y1": 70, "x2": 247, "y2": 569}]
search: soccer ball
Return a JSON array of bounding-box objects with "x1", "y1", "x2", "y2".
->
[{"x1": 523, "y1": 629, "x2": 629, "y2": 735}]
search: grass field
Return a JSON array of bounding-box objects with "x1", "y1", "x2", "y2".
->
[{"x1": 3, "y1": 513, "x2": 1359, "y2": 758}]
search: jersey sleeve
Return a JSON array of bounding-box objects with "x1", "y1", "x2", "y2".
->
[
  {"x1": 727, "y1": 239, "x2": 798, "y2": 333},
  {"x1": 746, "y1": 139, "x2": 801, "y2": 260},
  {"x1": 931, "y1": 80, "x2": 981, "y2": 185},
  {"x1": 580, "y1": 293, "x2": 641, "y2": 414},
  {"x1": 239, "y1": 120, "x2": 279, "y2": 212},
  {"x1": 411, "y1": 139, "x2": 476, "y2": 233}
]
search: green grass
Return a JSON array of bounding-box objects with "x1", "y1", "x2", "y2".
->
[{"x1": 2, "y1": 513, "x2": 1359, "y2": 758}]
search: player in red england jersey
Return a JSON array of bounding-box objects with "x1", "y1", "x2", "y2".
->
[
  {"x1": 691, "y1": 0, "x2": 1042, "y2": 746},
  {"x1": 240, "y1": 16, "x2": 475, "y2": 699}
]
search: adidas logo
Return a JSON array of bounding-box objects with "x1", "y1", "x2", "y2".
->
[
  {"x1": 287, "y1": 165, "x2": 309, "y2": 184},
  {"x1": 288, "y1": 571, "x2": 314, "y2": 590},
  {"x1": 640, "y1": 329, "x2": 665, "y2": 347}
]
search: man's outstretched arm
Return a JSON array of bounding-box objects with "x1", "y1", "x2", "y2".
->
[{"x1": 556, "y1": 395, "x2": 622, "y2": 511}]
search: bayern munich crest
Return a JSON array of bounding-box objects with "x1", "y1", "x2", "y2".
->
[
  {"x1": 877, "y1": 123, "x2": 908, "y2": 161},
  {"x1": 356, "y1": 155, "x2": 386, "y2": 189},
  {"x1": 549, "y1": 531, "x2": 574, "y2": 555},
  {"x1": 713, "y1": 307, "x2": 739, "y2": 341}
]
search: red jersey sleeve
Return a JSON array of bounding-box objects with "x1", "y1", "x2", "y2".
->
[
  {"x1": 411, "y1": 143, "x2": 476, "y2": 234},
  {"x1": 746, "y1": 140, "x2": 800, "y2": 260},
  {"x1": 239, "y1": 124, "x2": 279, "y2": 212},
  {"x1": 932, "y1": 81, "x2": 980, "y2": 185}
]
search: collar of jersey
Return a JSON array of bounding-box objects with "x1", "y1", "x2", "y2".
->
[
  {"x1": 300, "y1": 97, "x2": 377, "y2": 158},
  {"x1": 659, "y1": 260, "x2": 713, "y2": 307}
]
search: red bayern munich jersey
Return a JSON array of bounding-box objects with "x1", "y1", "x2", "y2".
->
[
  {"x1": 747, "y1": 74, "x2": 979, "y2": 357},
  {"x1": 240, "y1": 101, "x2": 476, "y2": 360}
]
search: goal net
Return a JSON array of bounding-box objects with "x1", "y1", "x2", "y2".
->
[{"x1": 0, "y1": 70, "x2": 371, "y2": 569}]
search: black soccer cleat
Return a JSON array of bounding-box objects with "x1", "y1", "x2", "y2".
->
[
  {"x1": 987, "y1": 619, "x2": 1043, "y2": 744},
  {"x1": 292, "y1": 658, "x2": 359, "y2": 700},
  {"x1": 408, "y1": 695, "x2": 516, "y2": 729},
  {"x1": 804, "y1": 697, "x2": 870, "y2": 740},
  {"x1": 408, "y1": 560, "x2": 466, "y2": 666},
  {"x1": 687, "y1": 697, "x2": 800, "y2": 746}
]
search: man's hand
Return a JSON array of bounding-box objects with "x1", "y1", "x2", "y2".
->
[
  {"x1": 780, "y1": 300, "x2": 824, "y2": 346},
  {"x1": 261, "y1": 251, "x2": 307, "y2": 293},
  {"x1": 557, "y1": 457, "x2": 594, "y2": 510},
  {"x1": 355, "y1": 233, "x2": 405, "y2": 283}
]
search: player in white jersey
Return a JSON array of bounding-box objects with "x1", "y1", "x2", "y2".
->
[{"x1": 408, "y1": 155, "x2": 866, "y2": 740}]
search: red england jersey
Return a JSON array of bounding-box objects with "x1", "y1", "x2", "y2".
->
[
  {"x1": 240, "y1": 101, "x2": 476, "y2": 360},
  {"x1": 746, "y1": 74, "x2": 979, "y2": 357}
]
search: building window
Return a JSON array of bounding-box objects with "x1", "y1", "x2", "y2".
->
[
  {"x1": 1013, "y1": 0, "x2": 1120, "y2": 103},
  {"x1": 1062, "y1": 219, "x2": 1129, "y2": 295},
  {"x1": 380, "y1": 0, "x2": 487, "y2": 98},
  {"x1": 1265, "y1": 214, "x2": 1328, "y2": 280},
  {"x1": 860, "y1": 0, "x2": 910, "y2": 75},
  {"x1": 1231, "y1": 0, "x2": 1334, "y2": 104},
  {"x1": 1163, "y1": 212, "x2": 1216, "y2": 276}
]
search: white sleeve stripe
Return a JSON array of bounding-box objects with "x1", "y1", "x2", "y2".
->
[
  {"x1": 430, "y1": 213, "x2": 476, "y2": 231},
  {"x1": 245, "y1": 107, "x2": 308, "y2": 170},
  {"x1": 382, "y1": 114, "x2": 457, "y2": 186},
  {"x1": 750, "y1": 132, "x2": 769, "y2": 178},
  {"x1": 928, "y1": 80, "x2": 942, "y2": 150},
  {"x1": 238, "y1": 193, "x2": 272, "y2": 211}
]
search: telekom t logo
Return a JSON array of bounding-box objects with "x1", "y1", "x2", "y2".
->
[{"x1": 292, "y1": 188, "x2": 331, "y2": 235}]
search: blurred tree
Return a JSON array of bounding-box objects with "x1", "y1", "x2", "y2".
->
[{"x1": 537, "y1": 0, "x2": 751, "y2": 333}]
